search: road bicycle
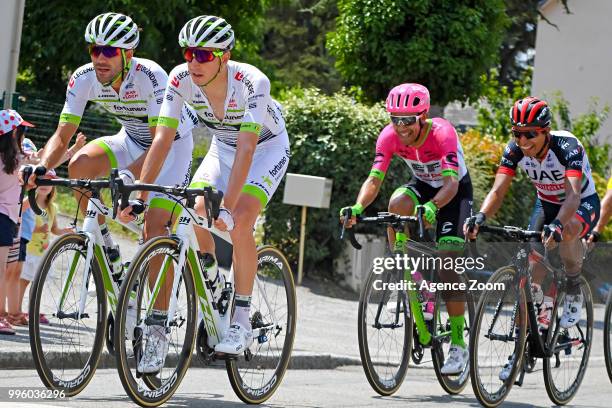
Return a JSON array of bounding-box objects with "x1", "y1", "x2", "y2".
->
[
  {"x1": 27, "y1": 168, "x2": 141, "y2": 396},
  {"x1": 340, "y1": 209, "x2": 474, "y2": 396},
  {"x1": 469, "y1": 224, "x2": 593, "y2": 407},
  {"x1": 111, "y1": 178, "x2": 296, "y2": 407}
]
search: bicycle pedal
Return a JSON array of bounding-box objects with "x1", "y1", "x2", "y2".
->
[{"x1": 214, "y1": 351, "x2": 238, "y2": 361}]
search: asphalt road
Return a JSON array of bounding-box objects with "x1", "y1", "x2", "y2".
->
[{"x1": 1, "y1": 358, "x2": 612, "y2": 408}]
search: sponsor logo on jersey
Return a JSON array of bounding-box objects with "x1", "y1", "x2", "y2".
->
[
  {"x1": 125, "y1": 82, "x2": 135, "y2": 90},
  {"x1": 269, "y1": 155, "x2": 288, "y2": 179},
  {"x1": 124, "y1": 90, "x2": 138, "y2": 100},
  {"x1": 171, "y1": 77, "x2": 180, "y2": 87},
  {"x1": 441, "y1": 222, "x2": 454, "y2": 234},
  {"x1": 234, "y1": 71, "x2": 254, "y2": 95},
  {"x1": 228, "y1": 99, "x2": 238, "y2": 108},
  {"x1": 267, "y1": 104, "x2": 280, "y2": 125},
  {"x1": 235, "y1": 72, "x2": 244, "y2": 81},
  {"x1": 73, "y1": 66, "x2": 95, "y2": 80},
  {"x1": 248, "y1": 103, "x2": 256, "y2": 109},
  {"x1": 135, "y1": 64, "x2": 159, "y2": 88},
  {"x1": 68, "y1": 77, "x2": 75, "y2": 88},
  {"x1": 525, "y1": 168, "x2": 564, "y2": 183}
]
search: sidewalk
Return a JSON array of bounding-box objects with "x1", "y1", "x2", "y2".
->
[{"x1": 0, "y1": 216, "x2": 364, "y2": 370}]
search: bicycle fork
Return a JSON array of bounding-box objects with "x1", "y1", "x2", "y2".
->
[{"x1": 395, "y1": 231, "x2": 431, "y2": 346}]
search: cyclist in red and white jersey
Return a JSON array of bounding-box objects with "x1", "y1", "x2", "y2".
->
[
  {"x1": 465, "y1": 97, "x2": 601, "y2": 380},
  {"x1": 341, "y1": 83, "x2": 473, "y2": 375}
]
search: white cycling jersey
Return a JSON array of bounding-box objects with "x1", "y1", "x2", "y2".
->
[
  {"x1": 60, "y1": 57, "x2": 198, "y2": 148},
  {"x1": 158, "y1": 60, "x2": 285, "y2": 148}
]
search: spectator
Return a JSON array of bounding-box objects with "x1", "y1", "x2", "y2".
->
[{"x1": 0, "y1": 109, "x2": 34, "y2": 335}]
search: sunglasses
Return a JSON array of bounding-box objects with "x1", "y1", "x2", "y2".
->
[
  {"x1": 183, "y1": 48, "x2": 224, "y2": 63},
  {"x1": 88, "y1": 45, "x2": 121, "y2": 58},
  {"x1": 511, "y1": 128, "x2": 544, "y2": 139},
  {"x1": 390, "y1": 114, "x2": 421, "y2": 127}
]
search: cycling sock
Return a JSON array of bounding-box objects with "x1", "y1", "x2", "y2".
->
[
  {"x1": 566, "y1": 275, "x2": 582, "y2": 295},
  {"x1": 233, "y1": 294, "x2": 252, "y2": 329},
  {"x1": 101, "y1": 224, "x2": 114, "y2": 248},
  {"x1": 449, "y1": 315, "x2": 466, "y2": 348}
]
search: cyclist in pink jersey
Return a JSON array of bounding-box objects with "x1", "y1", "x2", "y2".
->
[{"x1": 341, "y1": 83, "x2": 473, "y2": 375}]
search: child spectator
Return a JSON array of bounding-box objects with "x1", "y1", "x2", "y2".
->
[{"x1": 0, "y1": 110, "x2": 34, "y2": 335}]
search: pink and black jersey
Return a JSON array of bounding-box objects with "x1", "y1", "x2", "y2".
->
[
  {"x1": 497, "y1": 131, "x2": 597, "y2": 203},
  {"x1": 369, "y1": 118, "x2": 468, "y2": 188}
]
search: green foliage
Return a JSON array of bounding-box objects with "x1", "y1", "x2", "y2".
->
[
  {"x1": 327, "y1": 0, "x2": 509, "y2": 103},
  {"x1": 474, "y1": 68, "x2": 532, "y2": 140},
  {"x1": 475, "y1": 68, "x2": 610, "y2": 176},
  {"x1": 265, "y1": 88, "x2": 410, "y2": 275},
  {"x1": 261, "y1": 0, "x2": 343, "y2": 95},
  {"x1": 461, "y1": 130, "x2": 534, "y2": 228},
  {"x1": 19, "y1": 0, "x2": 270, "y2": 95}
]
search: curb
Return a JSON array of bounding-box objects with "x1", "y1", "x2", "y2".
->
[{"x1": 0, "y1": 351, "x2": 363, "y2": 371}]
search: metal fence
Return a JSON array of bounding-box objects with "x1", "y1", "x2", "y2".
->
[{"x1": 17, "y1": 92, "x2": 121, "y2": 176}]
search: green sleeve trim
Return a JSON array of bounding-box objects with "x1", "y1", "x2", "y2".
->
[
  {"x1": 92, "y1": 139, "x2": 118, "y2": 168},
  {"x1": 189, "y1": 181, "x2": 214, "y2": 189},
  {"x1": 391, "y1": 187, "x2": 419, "y2": 207},
  {"x1": 149, "y1": 197, "x2": 179, "y2": 213},
  {"x1": 242, "y1": 184, "x2": 268, "y2": 208},
  {"x1": 59, "y1": 113, "x2": 82, "y2": 126},
  {"x1": 437, "y1": 236, "x2": 465, "y2": 252},
  {"x1": 148, "y1": 116, "x2": 159, "y2": 127},
  {"x1": 369, "y1": 169, "x2": 385, "y2": 181},
  {"x1": 157, "y1": 116, "x2": 179, "y2": 129},
  {"x1": 240, "y1": 122, "x2": 262, "y2": 134},
  {"x1": 441, "y1": 169, "x2": 459, "y2": 178}
]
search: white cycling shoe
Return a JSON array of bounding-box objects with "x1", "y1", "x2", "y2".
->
[
  {"x1": 560, "y1": 294, "x2": 583, "y2": 329},
  {"x1": 138, "y1": 324, "x2": 169, "y2": 374},
  {"x1": 215, "y1": 322, "x2": 253, "y2": 355},
  {"x1": 440, "y1": 345, "x2": 468, "y2": 375},
  {"x1": 499, "y1": 353, "x2": 516, "y2": 381}
]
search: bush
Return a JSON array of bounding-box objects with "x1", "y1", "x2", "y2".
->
[{"x1": 265, "y1": 88, "x2": 411, "y2": 276}]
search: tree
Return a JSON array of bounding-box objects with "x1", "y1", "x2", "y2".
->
[
  {"x1": 19, "y1": 0, "x2": 270, "y2": 96},
  {"x1": 327, "y1": 0, "x2": 510, "y2": 104},
  {"x1": 497, "y1": 0, "x2": 571, "y2": 88},
  {"x1": 261, "y1": 0, "x2": 343, "y2": 95}
]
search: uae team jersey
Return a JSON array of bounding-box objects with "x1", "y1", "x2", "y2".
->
[
  {"x1": 497, "y1": 130, "x2": 597, "y2": 203},
  {"x1": 369, "y1": 118, "x2": 468, "y2": 188},
  {"x1": 158, "y1": 60, "x2": 286, "y2": 148},
  {"x1": 60, "y1": 57, "x2": 198, "y2": 148}
]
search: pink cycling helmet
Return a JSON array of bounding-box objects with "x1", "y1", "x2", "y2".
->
[{"x1": 385, "y1": 83, "x2": 430, "y2": 115}]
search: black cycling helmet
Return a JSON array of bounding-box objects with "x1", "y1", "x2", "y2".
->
[{"x1": 509, "y1": 96, "x2": 552, "y2": 128}]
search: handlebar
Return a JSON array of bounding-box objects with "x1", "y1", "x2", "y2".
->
[
  {"x1": 476, "y1": 224, "x2": 542, "y2": 242},
  {"x1": 339, "y1": 210, "x2": 426, "y2": 250},
  {"x1": 26, "y1": 168, "x2": 223, "y2": 228}
]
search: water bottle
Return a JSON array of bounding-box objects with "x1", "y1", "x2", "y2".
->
[
  {"x1": 108, "y1": 244, "x2": 123, "y2": 283},
  {"x1": 199, "y1": 253, "x2": 223, "y2": 303}
]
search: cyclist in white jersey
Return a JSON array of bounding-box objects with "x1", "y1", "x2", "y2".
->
[
  {"x1": 123, "y1": 15, "x2": 290, "y2": 371},
  {"x1": 32, "y1": 13, "x2": 197, "y2": 265}
]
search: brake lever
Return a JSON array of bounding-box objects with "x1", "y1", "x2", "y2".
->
[
  {"x1": 416, "y1": 206, "x2": 426, "y2": 241},
  {"x1": 339, "y1": 208, "x2": 362, "y2": 250}
]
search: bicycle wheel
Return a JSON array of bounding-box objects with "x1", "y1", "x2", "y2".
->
[
  {"x1": 470, "y1": 266, "x2": 527, "y2": 408},
  {"x1": 432, "y1": 273, "x2": 475, "y2": 395},
  {"x1": 29, "y1": 233, "x2": 106, "y2": 397},
  {"x1": 358, "y1": 263, "x2": 412, "y2": 396},
  {"x1": 605, "y1": 290, "x2": 612, "y2": 383},
  {"x1": 227, "y1": 246, "x2": 296, "y2": 404},
  {"x1": 114, "y1": 237, "x2": 197, "y2": 407},
  {"x1": 543, "y1": 275, "x2": 593, "y2": 405}
]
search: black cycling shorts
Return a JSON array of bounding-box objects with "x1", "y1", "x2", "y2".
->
[{"x1": 392, "y1": 173, "x2": 473, "y2": 250}]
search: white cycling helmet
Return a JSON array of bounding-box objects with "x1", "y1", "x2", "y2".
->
[
  {"x1": 85, "y1": 12, "x2": 139, "y2": 49},
  {"x1": 178, "y1": 15, "x2": 235, "y2": 51}
]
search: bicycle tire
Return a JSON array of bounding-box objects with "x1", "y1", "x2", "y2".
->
[
  {"x1": 227, "y1": 246, "x2": 296, "y2": 404},
  {"x1": 113, "y1": 237, "x2": 197, "y2": 407},
  {"x1": 605, "y1": 290, "x2": 612, "y2": 383},
  {"x1": 29, "y1": 233, "x2": 107, "y2": 397},
  {"x1": 431, "y1": 272, "x2": 475, "y2": 395},
  {"x1": 469, "y1": 265, "x2": 527, "y2": 408},
  {"x1": 543, "y1": 276, "x2": 593, "y2": 405},
  {"x1": 358, "y1": 264, "x2": 412, "y2": 396}
]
